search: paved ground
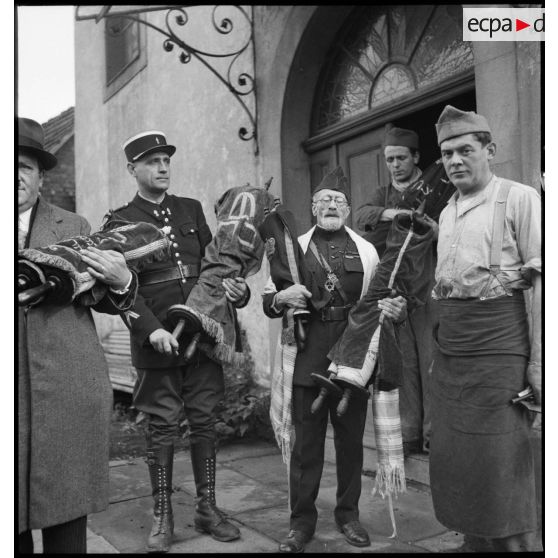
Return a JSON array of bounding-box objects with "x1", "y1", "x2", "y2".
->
[{"x1": 31, "y1": 428, "x2": 542, "y2": 553}]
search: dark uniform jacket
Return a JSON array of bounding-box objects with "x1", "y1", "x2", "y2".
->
[
  {"x1": 262, "y1": 227, "x2": 364, "y2": 386},
  {"x1": 355, "y1": 182, "x2": 417, "y2": 258},
  {"x1": 356, "y1": 182, "x2": 416, "y2": 233},
  {"x1": 103, "y1": 192, "x2": 213, "y2": 368}
]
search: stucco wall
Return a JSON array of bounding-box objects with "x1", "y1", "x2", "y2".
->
[
  {"x1": 473, "y1": 40, "x2": 541, "y2": 190},
  {"x1": 74, "y1": 7, "x2": 286, "y2": 386}
]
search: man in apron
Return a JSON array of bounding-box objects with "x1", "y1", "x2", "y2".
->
[{"x1": 429, "y1": 105, "x2": 541, "y2": 552}]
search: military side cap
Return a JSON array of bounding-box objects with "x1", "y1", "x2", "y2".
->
[
  {"x1": 122, "y1": 130, "x2": 176, "y2": 162},
  {"x1": 383, "y1": 126, "x2": 419, "y2": 150},
  {"x1": 436, "y1": 105, "x2": 491, "y2": 145},
  {"x1": 313, "y1": 166, "x2": 350, "y2": 203},
  {"x1": 18, "y1": 117, "x2": 57, "y2": 170}
]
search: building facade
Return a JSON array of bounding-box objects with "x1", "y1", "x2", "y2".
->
[
  {"x1": 74, "y1": 5, "x2": 542, "y2": 388},
  {"x1": 41, "y1": 107, "x2": 76, "y2": 212}
]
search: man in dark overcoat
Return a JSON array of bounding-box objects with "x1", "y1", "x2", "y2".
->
[
  {"x1": 102, "y1": 131, "x2": 250, "y2": 553},
  {"x1": 18, "y1": 117, "x2": 136, "y2": 553},
  {"x1": 262, "y1": 167, "x2": 407, "y2": 553}
]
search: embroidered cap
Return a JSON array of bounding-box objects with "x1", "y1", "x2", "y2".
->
[
  {"x1": 122, "y1": 130, "x2": 176, "y2": 162},
  {"x1": 312, "y1": 166, "x2": 350, "y2": 204},
  {"x1": 436, "y1": 105, "x2": 492, "y2": 145},
  {"x1": 383, "y1": 126, "x2": 419, "y2": 150}
]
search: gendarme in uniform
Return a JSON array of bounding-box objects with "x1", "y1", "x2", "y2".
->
[{"x1": 102, "y1": 131, "x2": 246, "y2": 552}]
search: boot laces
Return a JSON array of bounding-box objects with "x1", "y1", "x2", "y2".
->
[
  {"x1": 153, "y1": 465, "x2": 172, "y2": 533},
  {"x1": 206, "y1": 500, "x2": 229, "y2": 525}
]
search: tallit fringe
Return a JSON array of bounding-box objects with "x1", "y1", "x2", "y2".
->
[
  {"x1": 372, "y1": 463, "x2": 407, "y2": 499},
  {"x1": 271, "y1": 416, "x2": 294, "y2": 466},
  {"x1": 271, "y1": 423, "x2": 293, "y2": 510},
  {"x1": 276, "y1": 433, "x2": 292, "y2": 466}
]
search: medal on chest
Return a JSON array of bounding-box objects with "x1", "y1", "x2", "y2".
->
[{"x1": 325, "y1": 272, "x2": 337, "y2": 292}]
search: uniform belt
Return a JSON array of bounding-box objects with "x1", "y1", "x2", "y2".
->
[
  {"x1": 139, "y1": 264, "x2": 200, "y2": 286},
  {"x1": 319, "y1": 305, "x2": 352, "y2": 322}
]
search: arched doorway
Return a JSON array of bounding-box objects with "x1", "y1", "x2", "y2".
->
[
  {"x1": 281, "y1": 5, "x2": 476, "y2": 229},
  {"x1": 279, "y1": 5, "x2": 477, "y2": 448}
]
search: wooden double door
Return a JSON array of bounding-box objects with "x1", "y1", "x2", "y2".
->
[{"x1": 310, "y1": 128, "x2": 389, "y2": 228}]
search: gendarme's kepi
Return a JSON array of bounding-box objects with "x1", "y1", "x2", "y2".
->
[
  {"x1": 122, "y1": 130, "x2": 176, "y2": 162},
  {"x1": 435, "y1": 105, "x2": 492, "y2": 145}
]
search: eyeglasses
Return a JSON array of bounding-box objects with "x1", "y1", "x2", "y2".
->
[{"x1": 314, "y1": 196, "x2": 348, "y2": 207}]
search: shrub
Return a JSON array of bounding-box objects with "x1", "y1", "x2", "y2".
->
[{"x1": 216, "y1": 325, "x2": 274, "y2": 443}]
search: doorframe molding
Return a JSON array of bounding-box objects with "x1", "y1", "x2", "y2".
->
[{"x1": 303, "y1": 71, "x2": 475, "y2": 154}]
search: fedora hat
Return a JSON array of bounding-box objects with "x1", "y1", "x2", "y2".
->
[
  {"x1": 18, "y1": 117, "x2": 57, "y2": 170},
  {"x1": 122, "y1": 130, "x2": 176, "y2": 163}
]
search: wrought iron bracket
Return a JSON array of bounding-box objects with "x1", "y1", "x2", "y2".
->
[{"x1": 76, "y1": 5, "x2": 259, "y2": 155}]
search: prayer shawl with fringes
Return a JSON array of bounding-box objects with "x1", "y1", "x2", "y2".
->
[
  {"x1": 179, "y1": 184, "x2": 276, "y2": 366},
  {"x1": 268, "y1": 226, "x2": 378, "y2": 465},
  {"x1": 371, "y1": 388, "x2": 405, "y2": 537},
  {"x1": 327, "y1": 213, "x2": 436, "y2": 535},
  {"x1": 18, "y1": 222, "x2": 171, "y2": 305}
]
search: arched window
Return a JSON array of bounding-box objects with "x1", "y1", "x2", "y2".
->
[{"x1": 314, "y1": 5, "x2": 474, "y2": 131}]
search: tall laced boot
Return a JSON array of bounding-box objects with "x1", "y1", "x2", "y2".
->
[
  {"x1": 146, "y1": 444, "x2": 174, "y2": 553},
  {"x1": 191, "y1": 440, "x2": 240, "y2": 542}
]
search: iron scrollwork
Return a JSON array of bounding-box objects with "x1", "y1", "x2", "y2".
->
[{"x1": 105, "y1": 5, "x2": 258, "y2": 154}]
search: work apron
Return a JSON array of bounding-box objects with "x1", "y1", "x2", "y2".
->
[{"x1": 429, "y1": 293, "x2": 538, "y2": 538}]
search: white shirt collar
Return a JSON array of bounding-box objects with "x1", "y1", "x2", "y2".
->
[{"x1": 18, "y1": 206, "x2": 33, "y2": 234}]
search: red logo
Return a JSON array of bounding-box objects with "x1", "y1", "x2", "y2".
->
[{"x1": 516, "y1": 18, "x2": 530, "y2": 31}]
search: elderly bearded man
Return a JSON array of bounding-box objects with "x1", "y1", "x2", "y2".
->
[
  {"x1": 263, "y1": 167, "x2": 407, "y2": 553},
  {"x1": 102, "y1": 131, "x2": 250, "y2": 552},
  {"x1": 429, "y1": 106, "x2": 541, "y2": 552},
  {"x1": 355, "y1": 127, "x2": 435, "y2": 455}
]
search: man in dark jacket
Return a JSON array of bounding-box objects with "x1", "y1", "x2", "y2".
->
[
  {"x1": 355, "y1": 127, "x2": 434, "y2": 455},
  {"x1": 102, "y1": 131, "x2": 249, "y2": 553},
  {"x1": 18, "y1": 117, "x2": 136, "y2": 554}
]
